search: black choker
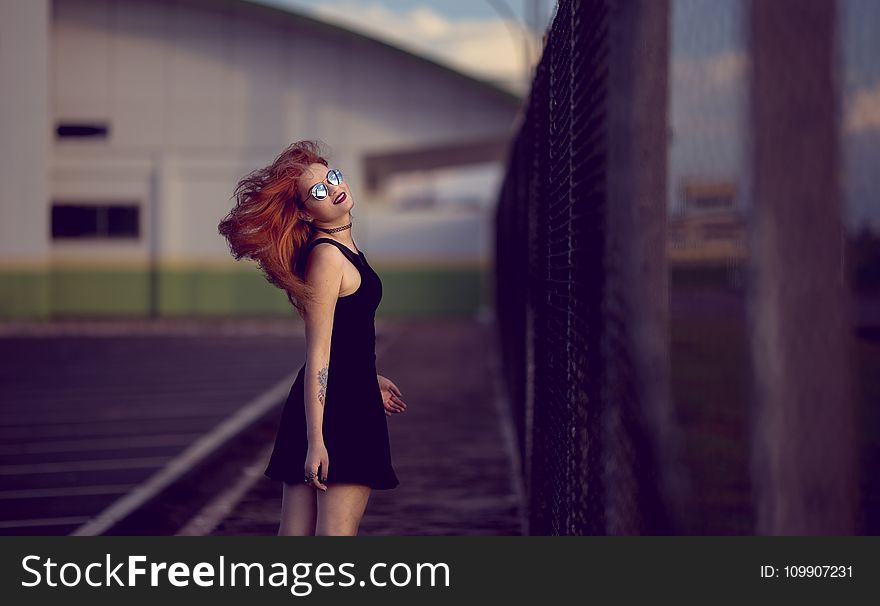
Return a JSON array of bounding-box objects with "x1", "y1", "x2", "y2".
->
[{"x1": 312, "y1": 222, "x2": 352, "y2": 234}]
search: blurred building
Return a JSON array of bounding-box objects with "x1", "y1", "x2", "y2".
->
[
  {"x1": 667, "y1": 179, "x2": 747, "y2": 267},
  {"x1": 0, "y1": 0, "x2": 523, "y2": 319}
]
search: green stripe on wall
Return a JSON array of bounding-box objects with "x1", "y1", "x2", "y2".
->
[
  {"x1": 0, "y1": 265, "x2": 491, "y2": 319},
  {"x1": 0, "y1": 271, "x2": 50, "y2": 319}
]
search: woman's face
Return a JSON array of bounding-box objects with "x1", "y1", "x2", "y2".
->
[{"x1": 297, "y1": 162, "x2": 353, "y2": 224}]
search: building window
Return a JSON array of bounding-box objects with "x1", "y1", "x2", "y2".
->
[
  {"x1": 55, "y1": 123, "x2": 110, "y2": 139},
  {"x1": 702, "y1": 222, "x2": 739, "y2": 241},
  {"x1": 692, "y1": 195, "x2": 733, "y2": 211},
  {"x1": 51, "y1": 203, "x2": 140, "y2": 239}
]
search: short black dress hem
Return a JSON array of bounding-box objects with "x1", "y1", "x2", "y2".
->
[
  {"x1": 263, "y1": 237, "x2": 400, "y2": 491},
  {"x1": 263, "y1": 471, "x2": 400, "y2": 491}
]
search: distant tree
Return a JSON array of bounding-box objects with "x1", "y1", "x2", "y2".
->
[{"x1": 849, "y1": 218, "x2": 880, "y2": 292}]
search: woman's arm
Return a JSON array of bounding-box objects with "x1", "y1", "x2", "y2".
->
[{"x1": 302, "y1": 243, "x2": 345, "y2": 446}]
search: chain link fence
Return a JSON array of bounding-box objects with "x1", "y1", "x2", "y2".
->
[
  {"x1": 494, "y1": 0, "x2": 867, "y2": 535},
  {"x1": 495, "y1": 0, "x2": 681, "y2": 535}
]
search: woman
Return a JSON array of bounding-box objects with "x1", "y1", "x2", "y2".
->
[{"x1": 218, "y1": 140, "x2": 407, "y2": 536}]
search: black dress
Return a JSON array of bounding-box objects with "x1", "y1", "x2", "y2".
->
[{"x1": 263, "y1": 237, "x2": 400, "y2": 489}]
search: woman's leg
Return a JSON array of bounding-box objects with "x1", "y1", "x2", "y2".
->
[
  {"x1": 278, "y1": 481, "x2": 318, "y2": 535},
  {"x1": 315, "y1": 483, "x2": 371, "y2": 536}
]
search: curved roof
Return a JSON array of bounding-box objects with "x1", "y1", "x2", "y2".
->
[{"x1": 230, "y1": 0, "x2": 524, "y2": 107}]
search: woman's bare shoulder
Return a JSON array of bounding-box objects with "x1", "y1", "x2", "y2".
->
[{"x1": 302, "y1": 241, "x2": 345, "y2": 283}]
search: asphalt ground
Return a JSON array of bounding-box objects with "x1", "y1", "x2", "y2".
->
[
  {"x1": 0, "y1": 317, "x2": 524, "y2": 536},
  {"x1": 1, "y1": 290, "x2": 875, "y2": 536},
  {"x1": 0, "y1": 320, "x2": 308, "y2": 535},
  {"x1": 206, "y1": 317, "x2": 524, "y2": 536}
]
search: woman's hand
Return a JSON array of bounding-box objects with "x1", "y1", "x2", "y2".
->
[
  {"x1": 377, "y1": 374, "x2": 407, "y2": 416},
  {"x1": 304, "y1": 441, "x2": 329, "y2": 491}
]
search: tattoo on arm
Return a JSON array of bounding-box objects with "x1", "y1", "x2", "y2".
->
[{"x1": 317, "y1": 366, "x2": 328, "y2": 407}]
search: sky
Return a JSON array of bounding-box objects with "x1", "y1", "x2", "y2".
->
[
  {"x1": 670, "y1": 0, "x2": 880, "y2": 230},
  {"x1": 251, "y1": 0, "x2": 880, "y2": 229},
  {"x1": 248, "y1": 0, "x2": 557, "y2": 93}
]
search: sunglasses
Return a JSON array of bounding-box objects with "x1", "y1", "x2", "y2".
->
[{"x1": 307, "y1": 168, "x2": 344, "y2": 201}]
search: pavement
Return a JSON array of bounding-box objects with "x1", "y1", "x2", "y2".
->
[
  {"x1": 0, "y1": 325, "x2": 306, "y2": 535},
  {"x1": 207, "y1": 317, "x2": 525, "y2": 536},
  {"x1": 0, "y1": 315, "x2": 525, "y2": 536}
]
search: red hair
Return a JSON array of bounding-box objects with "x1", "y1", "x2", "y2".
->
[{"x1": 218, "y1": 140, "x2": 331, "y2": 318}]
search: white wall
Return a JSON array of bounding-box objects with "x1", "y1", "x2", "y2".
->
[
  {"x1": 46, "y1": 0, "x2": 518, "y2": 264},
  {"x1": 0, "y1": 0, "x2": 51, "y2": 263}
]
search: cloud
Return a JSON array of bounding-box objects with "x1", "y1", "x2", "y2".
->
[
  {"x1": 670, "y1": 50, "x2": 747, "y2": 142},
  {"x1": 407, "y1": 6, "x2": 453, "y2": 38},
  {"x1": 668, "y1": 49, "x2": 749, "y2": 210},
  {"x1": 845, "y1": 83, "x2": 880, "y2": 133},
  {"x1": 307, "y1": 1, "x2": 535, "y2": 92},
  {"x1": 672, "y1": 50, "x2": 880, "y2": 136},
  {"x1": 672, "y1": 50, "x2": 748, "y2": 93}
]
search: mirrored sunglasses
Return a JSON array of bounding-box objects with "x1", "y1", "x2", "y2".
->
[{"x1": 309, "y1": 169, "x2": 344, "y2": 200}]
